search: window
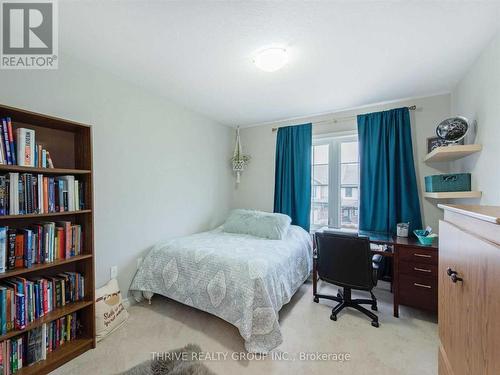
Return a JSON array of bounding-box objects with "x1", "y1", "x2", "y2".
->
[{"x1": 311, "y1": 134, "x2": 359, "y2": 230}]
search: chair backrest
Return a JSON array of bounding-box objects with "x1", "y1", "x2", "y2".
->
[{"x1": 315, "y1": 230, "x2": 374, "y2": 290}]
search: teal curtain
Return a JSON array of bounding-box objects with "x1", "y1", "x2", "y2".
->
[
  {"x1": 357, "y1": 108, "x2": 422, "y2": 234},
  {"x1": 274, "y1": 123, "x2": 312, "y2": 232}
]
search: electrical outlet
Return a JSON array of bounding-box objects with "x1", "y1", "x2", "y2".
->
[
  {"x1": 110, "y1": 265, "x2": 118, "y2": 279},
  {"x1": 137, "y1": 257, "x2": 143, "y2": 269}
]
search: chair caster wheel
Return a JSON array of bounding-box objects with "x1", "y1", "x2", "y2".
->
[
  {"x1": 371, "y1": 305, "x2": 378, "y2": 311},
  {"x1": 313, "y1": 296, "x2": 319, "y2": 303},
  {"x1": 371, "y1": 321, "x2": 379, "y2": 328},
  {"x1": 330, "y1": 314, "x2": 337, "y2": 321}
]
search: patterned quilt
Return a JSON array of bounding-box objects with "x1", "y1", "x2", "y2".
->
[{"x1": 129, "y1": 225, "x2": 312, "y2": 353}]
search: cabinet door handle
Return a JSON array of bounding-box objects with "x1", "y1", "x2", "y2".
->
[
  {"x1": 414, "y1": 253, "x2": 432, "y2": 258},
  {"x1": 447, "y1": 268, "x2": 463, "y2": 283},
  {"x1": 414, "y1": 283, "x2": 432, "y2": 289},
  {"x1": 414, "y1": 267, "x2": 431, "y2": 273}
]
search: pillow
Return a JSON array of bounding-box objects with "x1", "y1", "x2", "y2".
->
[
  {"x1": 223, "y1": 209, "x2": 291, "y2": 240},
  {"x1": 95, "y1": 278, "x2": 129, "y2": 342}
]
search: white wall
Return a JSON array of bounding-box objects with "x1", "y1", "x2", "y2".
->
[
  {"x1": 0, "y1": 53, "x2": 233, "y2": 295},
  {"x1": 451, "y1": 30, "x2": 500, "y2": 205},
  {"x1": 233, "y1": 94, "x2": 451, "y2": 231}
]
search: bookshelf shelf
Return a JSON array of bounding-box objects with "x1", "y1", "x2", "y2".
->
[
  {"x1": 424, "y1": 191, "x2": 482, "y2": 199},
  {"x1": 424, "y1": 144, "x2": 482, "y2": 163},
  {"x1": 0, "y1": 103, "x2": 95, "y2": 374},
  {"x1": 0, "y1": 300, "x2": 93, "y2": 341},
  {"x1": 16, "y1": 338, "x2": 94, "y2": 375},
  {"x1": 0, "y1": 209, "x2": 91, "y2": 220},
  {"x1": 0, "y1": 165, "x2": 91, "y2": 175},
  {"x1": 0, "y1": 254, "x2": 93, "y2": 280}
]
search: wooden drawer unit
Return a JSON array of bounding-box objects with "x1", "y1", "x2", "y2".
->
[
  {"x1": 399, "y1": 273, "x2": 438, "y2": 311},
  {"x1": 399, "y1": 260, "x2": 438, "y2": 278},
  {"x1": 396, "y1": 245, "x2": 438, "y2": 314},
  {"x1": 399, "y1": 246, "x2": 438, "y2": 265}
]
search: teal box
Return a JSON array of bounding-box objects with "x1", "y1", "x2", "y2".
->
[{"x1": 424, "y1": 173, "x2": 471, "y2": 192}]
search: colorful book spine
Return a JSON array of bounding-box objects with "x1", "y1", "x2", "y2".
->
[
  {"x1": 1, "y1": 119, "x2": 11, "y2": 165},
  {"x1": 0, "y1": 287, "x2": 6, "y2": 334},
  {"x1": 0, "y1": 227, "x2": 6, "y2": 273},
  {"x1": 15, "y1": 292, "x2": 25, "y2": 330},
  {"x1": 7, "y1": 229, "x2": 16, "y2": 270},
  {"x1": 6, "y1": 118, "x2": 16, "y2": 166}
]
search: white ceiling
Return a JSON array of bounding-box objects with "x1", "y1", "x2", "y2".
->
[{"x1": 60, "y1": 1, "x2": 500, "y2": 126}]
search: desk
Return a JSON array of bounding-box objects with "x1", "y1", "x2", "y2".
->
[{"x1": 314, "y1": 228, "x2": 438, "y2": 317}]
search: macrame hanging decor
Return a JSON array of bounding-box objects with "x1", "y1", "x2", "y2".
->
[{"x1": 231, "y1": 127, "x2": 250, "y2": 184}]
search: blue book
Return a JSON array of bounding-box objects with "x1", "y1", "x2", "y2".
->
[
  {"x1": 1, "y1": 119, "x2": 11, "y2": 165},
  {"x1": 34, "y1": 145, "x2": 38, "y2": 168},
  {"x1": 0, "y1": 287, "x2": 6, "y2": 334},
  {"x1": 16, "y1": 292, "x2": 25, "y2": 329},
  {"x1": 42, "y1": 149, "x2": 47, "y2": 168},
  {"x1": 48, "y1": 178, "x2": 55, "y2": 212},
  {"x1": 34, "y1": 283, "x2": 39, "y2": 319},
  {"x1": 18, "y1": 177, "x2": 24, "y2": 215},
  {"x1": 23, "y1": 229, "x2": 33, "y2": 268}
]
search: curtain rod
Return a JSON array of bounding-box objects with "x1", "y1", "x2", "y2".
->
[{"x1": 271, "y1": 105, "x2": 417, "y2": 132}]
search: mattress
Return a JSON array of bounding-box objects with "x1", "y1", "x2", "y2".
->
[{"x1": 129, "y1": 225, "x2": 312, "y2": 353}]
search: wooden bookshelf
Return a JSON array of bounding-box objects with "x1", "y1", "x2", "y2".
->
[{"x1": 0, "y1": 103, "x2": 95, "y2": 374}]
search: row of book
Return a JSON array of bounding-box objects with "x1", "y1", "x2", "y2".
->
[
  {"x1": 0, "y1": 222, "x2": 83, "y2": 273},
  {"x1": 0, "y1": 173, "x2": 84, "y2": 216},
  {"x1": 0, "y1": 272, "x2": 85, "y2": 334},
  {"x1": 0, "y1": 313, "x2": 79, "y2": 373},
  {"x1": 0, "y1": 119, "x2": 54, "y2": 168}
]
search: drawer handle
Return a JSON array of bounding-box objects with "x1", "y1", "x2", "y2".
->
[
  {"x1": 414, "y1": 267, "x2": 431, "y2": 273},
  {"x1": 414, "y1": 253, "x2": 432, "y2": 258},
  {"x1": 414, "y1": 283, "x2": 432, "y2": 289}
]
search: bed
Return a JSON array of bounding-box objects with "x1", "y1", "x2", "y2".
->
[{"x1": 129, "y1": 224, "x2": 312, "y2": 353}]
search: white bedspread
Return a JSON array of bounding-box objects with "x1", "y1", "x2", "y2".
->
[{"x1": 129, "y1": 225, "x2": 312, "y2": 353}]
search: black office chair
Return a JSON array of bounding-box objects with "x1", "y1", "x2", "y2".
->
[{"x1": 314, "y1": 231, "x2": 380, "y2": 327}]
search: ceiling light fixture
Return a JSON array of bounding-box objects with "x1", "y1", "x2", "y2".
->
[{"x1": 253, "y1": 47, "x2": 288, "y2": 72}]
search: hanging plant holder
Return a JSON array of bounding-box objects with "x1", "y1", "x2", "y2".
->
[{"x1": 231, "y1": 127, "x2": 250, "y2": 184}]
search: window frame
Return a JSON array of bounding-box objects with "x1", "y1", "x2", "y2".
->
[{"x1": 311, "y1": 131, "x2": 358, "y2": 230}]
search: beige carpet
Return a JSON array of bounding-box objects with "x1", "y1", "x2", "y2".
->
[{"x1": 52, "y1": 280, "x2": 438, "y2": 375}]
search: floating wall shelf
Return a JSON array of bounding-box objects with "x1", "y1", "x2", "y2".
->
[
  {"x1": 424, "y1": 144, "x2": 482, "y2": 163},
  {"x1": 424, "y1": 191, "x2": 482, "y2": 199}
]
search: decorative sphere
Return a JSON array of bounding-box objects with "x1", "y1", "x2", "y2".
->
[{"x1": 436, "y1": 117, "x2": 469, "y2": 142}]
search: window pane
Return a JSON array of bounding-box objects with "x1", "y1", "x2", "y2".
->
[
  {"x1": 341, "y1": 163, "x2": 359, "y2": 185},
  {"x1": 341, "y1": 141, "x2": 358, "y2": 163},
  {"x1": 340, "y1": 206, "x2": 359, "y2": 228},
  {"x1": 313, "y1": 165, "x2": 328, "y2": 185},
  {"x1": 311, "y1": 202, "x2": 329, "y2": 226},
  {"x1": 312, "y1": 185, "x2": 328, "y2": 202},
  {"x1": 313, "y1": 144, "x2": 329, "y2": 164}
]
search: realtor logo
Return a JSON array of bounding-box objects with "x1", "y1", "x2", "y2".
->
[{"x1": 1, "y1": 0, "x2": 58, "y2": 69}]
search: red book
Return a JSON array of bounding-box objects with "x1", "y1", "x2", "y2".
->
[
  {"x1": 43, "y1": 177, "x2": 49, "y2": 213},
  {"x1": 56, "y1": 227, "x2": 64, "y2": 260},
  {"x1": 6, "y1": 118, "x2": 15, "y2": 165},
  {"x1": 14, "y1": 234, "x2": 24, "y2": 268},
  {"x1": 57, "y1": 222, "x2": 71, "y2": 259},
  {"x1": 43, "y1": 279, "x2": 48, "y2": 314}
]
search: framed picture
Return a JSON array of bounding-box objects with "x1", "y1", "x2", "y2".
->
[
  {"x1": 427, "y1": 136, "x2": 465, "y2": 153},
  {"x1": 427, "y1": 137, "x2": 447, "y2": 153}
]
